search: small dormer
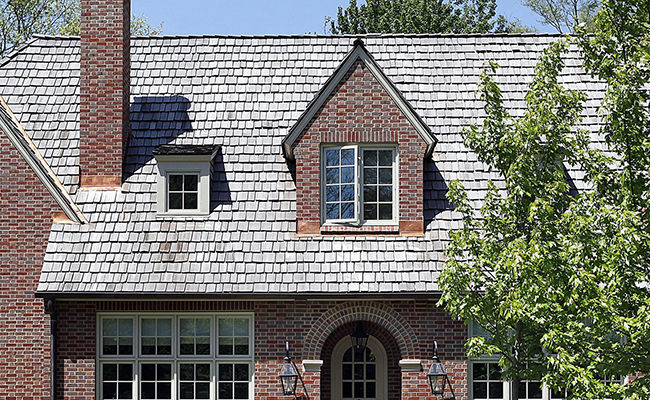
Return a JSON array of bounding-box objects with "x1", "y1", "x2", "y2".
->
[
  {"x1": 283, "y1": 39, "x2": 436, "y2": 236},
  {"x1": 153, "y1": 145, "x2": 220, "y2": 216}
]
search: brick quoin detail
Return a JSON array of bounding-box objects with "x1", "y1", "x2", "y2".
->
[
  {"x1": 293, "y1": 60, "x2": 427, "y2": 235},
  {"x1": 79, "y1": 0, "x2": 131, "y2": 187},
  {"x1": 0, "y1": 131, "x2": 58, "y2": 399}
]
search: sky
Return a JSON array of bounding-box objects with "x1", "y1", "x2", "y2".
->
[{"x1": 131, "y1": 0, "x2": 555, "y2": 36}]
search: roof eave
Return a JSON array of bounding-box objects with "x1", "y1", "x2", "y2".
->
[{"x1": 35, "y1": 291, "x2": 443, "y2": 300}]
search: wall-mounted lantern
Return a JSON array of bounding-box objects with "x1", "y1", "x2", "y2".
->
[
  {"x1": 427, "y1": 341, "x2": 456, "y2": 399},
  {"x1": 350, "y1": 321, "x2": 369, "y2": 356},
  {"x1": 279, "y1": 342, "x2": 310, "y2": 400}
]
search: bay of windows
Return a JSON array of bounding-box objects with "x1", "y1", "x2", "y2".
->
[
  {"x1": 322, "y1": 145, "x2": 397, "y2": 224},
  {"x1": 99, "y1": 314, "x2": 253, "y2": 400}
]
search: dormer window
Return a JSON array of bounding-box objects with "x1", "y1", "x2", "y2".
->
[
  {"x1": 168, "y1": 173, "x2": 199, "y2": 210},
  {"x1": 323, "y1": 145, "x2": 397, "y2": 225},
  {"x1": 153, "y1": 145, "x2": 219, "y2": 216},
  {"x1": 281, "y1": 40, "x2": 437, "y2": 235}
]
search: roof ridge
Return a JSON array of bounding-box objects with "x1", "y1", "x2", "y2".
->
[
  {"x1": 29, "y1": 32, "x2": 563, "y2": 41},
  {"x1": 32, "y1": 33, "x2": 80, "y2": 39},
  {"x1": 132, "y1": 32, "x2": 564, "y2": 39}
]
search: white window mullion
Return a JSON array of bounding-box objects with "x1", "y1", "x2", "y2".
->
[{"x1": 99, "y1": 314, "x2": 252, "y2": 400}]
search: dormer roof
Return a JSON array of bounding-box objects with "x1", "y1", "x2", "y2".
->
[{"x1": 282, "y1": 38, "x2": 437, "y2": 160}]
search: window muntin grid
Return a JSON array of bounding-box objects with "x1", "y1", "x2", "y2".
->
[
  {"x1": 217, "y1": 363, "x2": 251, "y2": 400},
  {"x1": 103, "y1": 318, "x2": 134, "y2": 356},
  {"x1": 341, "y1": 347, "x2": 377, "y2": 399},
  {"x1": 168, "y1": 173, "x2": 199, "y2": 210},
  {"x1": 362, "y1": 149, "x2": 394, "y2": 221},
  {"x1": 324, "y1": 147, "x2": 357, "y2": 221},
  {"x1": 141, "y1": 318, "x2": 173, "y2": 356},
  {"x1": 217, "y1": 318, "x2": 250, "y2": 356},
  {"x1": 322, "y1": 145, "x2": 397, "y2": 225},
  {"x1": 179, "y1": 318, "x2": 211, "y2": 356},
  {"x1": 98, "y1": 314, "x2": 253, "y2": 400},
  {"x1": 141, "y1": 363, "x2": 173, "y2": 400},
  {"x1": 179, "y1": 363, "x2": 211, "y2": 400},
  {"x1": 102, "y1": 363, "x2": 134, "y2": 399}
]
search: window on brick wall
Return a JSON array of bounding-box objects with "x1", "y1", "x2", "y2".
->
[
  {"x1": 98, "y1": 314, "x2": 253, "y2": 400},
  {"x1": 322, "y1": 145, "x2": 397, "y2": 225},
  {"x1": 468, "y1": 321, "x2": 566, "y2": 400}
]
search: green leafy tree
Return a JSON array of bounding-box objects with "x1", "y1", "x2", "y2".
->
[
  {"x1": 540, "y1": 0, "x2": 650, "y2": 398},
  {"x1": 329, "y1": 0, "x2": 533, "y2": 34},
  {"x1": 0, "y1": 0, "x2": 162, "y2": 57},
  {"x1": 521, "y1": 0, "x2": 600, "y2": 33},
  {"x1": 440, "y1": 0, "x2": 650, "y2": 398},
  {"x1": 439, "y1": 39, "x2": 595, "y2": 399},
  {"x1": 0, "y1": 0, "x2": 71, "y2": 56}
]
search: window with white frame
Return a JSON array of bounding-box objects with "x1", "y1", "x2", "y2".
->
[
  {"x1": 322, "y1": 145, "x2": 397, "y2": 225},
  {"x1": 98, "y1": 314, "x2": 253, "y2": 400},
  {"x1": 168, "y1": 174, "x2": 199, "y2": 210},
  {"x1": 153, "y1": 145, "x2": 218, "y2": 216},
  {"x1": 468, "y1": 321, "x2": 565, "y2": 400}
]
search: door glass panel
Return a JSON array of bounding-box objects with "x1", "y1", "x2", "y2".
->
[{"x1": 340, "y1": 345, "x2": 378, "y2": 399}]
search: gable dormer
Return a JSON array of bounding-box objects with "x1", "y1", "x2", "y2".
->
[{"x1": 283, "y1": 39, "x2": 436, "y2": 235}]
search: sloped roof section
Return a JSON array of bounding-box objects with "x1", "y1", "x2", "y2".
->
[
  {"x1": 0, "y1": 34, "x2": 606, "y2": 297},
  {"x1": 282, "y1": 38, "x2": 437, "y2": 159},
  {"x1": 0, "y1": 95, "x2": 85, "y2": 224}
]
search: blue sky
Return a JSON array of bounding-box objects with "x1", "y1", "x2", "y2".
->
[{"x1": 132, "y1": 0, "x2": 554, "y2": 36}]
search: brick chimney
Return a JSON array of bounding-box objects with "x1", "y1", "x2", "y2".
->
[{"x1": 79, "y1": 0, "x2": 131, "y2": 188}]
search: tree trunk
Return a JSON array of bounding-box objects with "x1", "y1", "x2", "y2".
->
[{"x1": 512, "y1": 376, "x2": 520, "y2": 400}]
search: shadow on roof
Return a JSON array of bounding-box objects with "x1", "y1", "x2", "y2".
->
[
  {"x1": 124, "y1": 95, "x2": 232, "y2": 210},
  {"x1": 424, "y1": 159, "x2": 452, "y2": 229}
]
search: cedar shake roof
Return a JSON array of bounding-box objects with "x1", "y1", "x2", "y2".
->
[{"x1": 0, "y1": 34, "x2": 606, "y2": 297}]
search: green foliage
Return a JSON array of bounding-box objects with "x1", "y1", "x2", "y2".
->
[
  {"x1": 441, "y1": 1, "x2": 650, "y2": 398},
  {"x1": 0, "y1": 0, "x2": 72, "y2": 56},
  {"x1": 542, "y1": 0, "x2": 650, "y2": 398},
  {"x1": 329, "y1": 0, "x2": 534, "y2": 34},
  {"x1": 0, "y1": 0, "x2": 162, "y2": 57},
  {"x1": 521, "y1": 0, "x2": 600, "y2": 33},
  {"x1": 440, "y1": 40, "x2": 593, "y2": 398}
]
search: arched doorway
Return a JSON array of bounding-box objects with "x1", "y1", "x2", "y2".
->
[{"x1": 331, "y1": 335, "x2": 388, "y2": 400}]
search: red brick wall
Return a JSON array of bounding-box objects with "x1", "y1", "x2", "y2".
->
[
  {"x1": 0, "y1": 132, "x2": 58, "y2": 399},
  {"x1": 293, "y1": 60, "x2": 427, "y2": 235},
  {"x1": 79, "y1": 0, "x2": 131, "y2": 187},
  {"x1": 54, "y1": 299, "x2": 468, "y2": 400}
]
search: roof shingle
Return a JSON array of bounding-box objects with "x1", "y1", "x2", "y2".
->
[{"x1": 0, "y1": 34, "x2": 606, "y2": 296}]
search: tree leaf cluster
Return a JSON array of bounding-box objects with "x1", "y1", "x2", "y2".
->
[
  {"x1": 0, "y1": 0, "x2": 162, "y2": 57},
  {"x1": 329, "y1": 0, "x2": 533, "y2": 34},
  {"x1": 440, "y1": 1, "x2": 650, "y2": 398}
]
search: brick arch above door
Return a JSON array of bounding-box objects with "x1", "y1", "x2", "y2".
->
[{"x1": 303, "y1": 301, "x2": 419, "y2": 359}]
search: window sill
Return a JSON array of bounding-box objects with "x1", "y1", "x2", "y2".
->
[
  {"x1": 296, "y1": 220, "x2": 424, "y2": 236},
  {"x1": 321, "y1": 224, "x2": 399, "y2": 234},
  {"x1": 156, "y1": 211, "x2": 210, "y2": 219}
]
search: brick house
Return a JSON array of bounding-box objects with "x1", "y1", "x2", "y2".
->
[{"x1": 0, "y1": 1, "x2": 605, "y2": 399}]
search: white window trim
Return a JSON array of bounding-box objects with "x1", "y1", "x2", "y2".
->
[
  {"x1": 155, "y1": 155, "x2": 213, "y2": 216},
  {"x1": 97, "y1": 312, "x2": 255, "y2": 400},
  {"x1": 321, "y1": 144, "x2": 399, "y2": 226}
]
